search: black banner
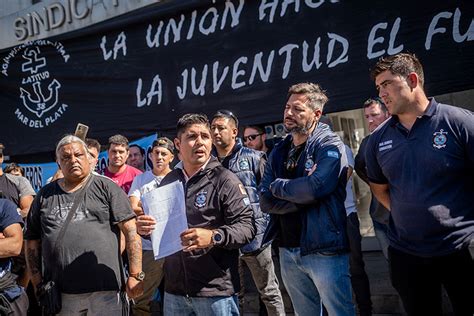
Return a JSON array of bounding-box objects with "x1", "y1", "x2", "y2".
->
[{"x1": 1, "y1": 0, "x2": 473, "y2": 156}]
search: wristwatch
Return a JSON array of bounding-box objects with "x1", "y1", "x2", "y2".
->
[
  {"x1": 130, "y1": 271, "x2": 145, "y2": 281},
  {"x1": 211, "y1": 230, "x2": 224, "y2": 246}
]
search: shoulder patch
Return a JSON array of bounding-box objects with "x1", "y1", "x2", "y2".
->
[
  {"x1": 327, "y1": 151, "x2": 339, "y2": 158},
  {"x1": 238, "y1": 158, "x2": 250, "y2": 171},
  {"x1": 238, "y1": 183, "x2": 248, "y2": 195}
]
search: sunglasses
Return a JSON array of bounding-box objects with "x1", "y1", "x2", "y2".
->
[
  {"x1": 243, "y1": 133, "x2": 263, "y2": 142},
  {"x1": 216, "y1": 109, "x2": 239, "y2": 127}
]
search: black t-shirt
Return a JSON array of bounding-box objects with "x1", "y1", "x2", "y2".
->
[
  {"x1": 25, "y1": 175, "x2": 135, "y2": 294},
  {"x1": 278, "y1": 142, "x2": 306, "y2": 248}
]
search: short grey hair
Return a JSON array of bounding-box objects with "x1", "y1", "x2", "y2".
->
[{"x1": 55, "y1": 135, "x2": 90, "y2": 161}]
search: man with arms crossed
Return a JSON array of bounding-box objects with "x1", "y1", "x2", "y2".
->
[
  {"x1": 0, "y1": 198, "x2": 28, "y2": 315},
  {"x1": 260, "y1": 83, "x2": 354, "y2": 316}
]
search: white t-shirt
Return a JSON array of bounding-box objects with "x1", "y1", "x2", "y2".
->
[
  {"x1": 344, "y1": 145, "x2": 357, "y2": 216},
  {"x1": 129, "y1": 170, "x2": 165, "y2": 251}
]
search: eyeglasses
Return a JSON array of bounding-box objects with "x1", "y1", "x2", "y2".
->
[
  {"x1": 215, "y1": 109, "x2": 239, "y2": 128},
  {"x1": 243, "y1": 133, "x2": 263, "y2": 142}
]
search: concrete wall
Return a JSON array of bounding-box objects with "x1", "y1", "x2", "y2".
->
[{"x1": 0, "y1": 1, "x2": 32, "y2": 18}]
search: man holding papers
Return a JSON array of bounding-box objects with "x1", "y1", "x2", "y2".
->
[{"x1": 137, "y1": 113, "x2": 255, "y2": 315}]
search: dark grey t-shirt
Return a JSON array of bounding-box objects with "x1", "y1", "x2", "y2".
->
[
  {"x1": 0, "y1": 174, "x2": 35, "y2": 207},
  {"x1": 25, "y1": 174, "x2": 135, "y2": 294}
]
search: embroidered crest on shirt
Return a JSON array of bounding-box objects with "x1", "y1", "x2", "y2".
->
[
  {"x1": 432, "y1": 129, "x2": 448, "y2": 149},
  {"x1": 238, "y1": 158, "x2": 250, "y2": 171},
  {"x1": 194, "y1": 191, "x2": 207, "y2": 208},
  {"x1": 304, "y1": 158, "x2": 315, "y2": 172}
]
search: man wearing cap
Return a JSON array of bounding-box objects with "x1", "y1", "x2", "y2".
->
[
  {"x1": 129, "y1": 137, "x2": 175, "y2": 316},
  {"x1": 137, "y1": 113, "x2": 255, "y2": 314},
  {"x1": 211, "y1": 110, "x2": 285, "y2": 315}
]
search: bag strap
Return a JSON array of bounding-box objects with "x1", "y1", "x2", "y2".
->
[
  {"x1": 54, "y1": 174, "x2": 93, "y2": 249},
  {"x1": 48, "y1": 174, "x2": 94, "y2": 280}
]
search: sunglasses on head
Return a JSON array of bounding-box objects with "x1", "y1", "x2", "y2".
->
[
  {"x1": 216, "y1": 109, "x2": 239, "y2": 127},
  {"x1": 243, "y1": 133, "x2": 263, "y2": 142}
]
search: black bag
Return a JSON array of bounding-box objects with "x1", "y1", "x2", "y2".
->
[
  {"x1": 37, "y1": 175, "x2": 93, "y2": 316},
  {"x1": 37, "y1": 280, "x2": 61, "y2": 315}
]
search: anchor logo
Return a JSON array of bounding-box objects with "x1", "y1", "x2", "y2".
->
[{"x1": 19, "y1": 80, "x2": 61, "y2": 118}]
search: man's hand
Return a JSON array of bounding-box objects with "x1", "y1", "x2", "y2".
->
[
  {"x1": 136, "y1": 215, "x2": 156, "y2": 236},
  {"x1": 308, "y1": 163, "x2": 317, "y2": 176},
  {"x1": 180, "y1": 228, "x2": 213, "y2": 252},
  {"x1": 126, "y1": 277, "x2": 144, "y2": 299}
]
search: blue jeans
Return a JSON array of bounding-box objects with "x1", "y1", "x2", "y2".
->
[
  {"x1": 164, "y1": 292, "x2": 239, "y2": 315},
  {"x1": 279, "y1": 247, "x2": 355, "y2": 316}
]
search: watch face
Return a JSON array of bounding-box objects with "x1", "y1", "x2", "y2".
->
[
  {"x1": 213, "y1": 232, "x2": 223, "y2": 243},
  {"x1": 134, "y1": 271, "x2": 145, "y2": 281}
]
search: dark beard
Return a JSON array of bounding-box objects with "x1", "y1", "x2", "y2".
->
[{"x1": 284, "y1": 119, "x2": 315, "y2": 134}]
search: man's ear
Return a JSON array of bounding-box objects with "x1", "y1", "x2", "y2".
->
[
  {"x1": 314, "y1": 109, "x2": 322, "y2": 120},
  {"x1": 407, "y1": 73, "x2": 419, "y2": 89},
  {"x1": 174, "y1": 138, "x2": 180, "y2": 152},
  {"x1": 232, "y1": 126, "x2": 238, "y2": 139}
]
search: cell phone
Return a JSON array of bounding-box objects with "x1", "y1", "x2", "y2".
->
[{"x1": 74, "y1": 123, "x2": 89, "y2": 141}]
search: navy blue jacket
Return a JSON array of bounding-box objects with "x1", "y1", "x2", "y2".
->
[
  {"x1": 217, "y1": 143, "x2": 270, "y2": 254},
  {"x1": 259, "y1": 123, "x2": 350, "y2": 256}
]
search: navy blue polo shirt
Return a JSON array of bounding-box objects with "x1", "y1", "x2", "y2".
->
[
  {"x1": 366, "y1": 98, "x2": 474, "y2": 257},
  {"x1": 0, "y1": 198, "x2": 23, "y2": 274}
]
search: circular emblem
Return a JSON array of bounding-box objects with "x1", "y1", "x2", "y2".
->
[
  {"x1": 304, "y1": 158, "x2": 314, "y2": 171},
  {"x1": 432, "y1": 129, "x2": 448, "y2": 149},
  {"x1": 238, "y1": 158, "x2": 250, "y2": 171},
  {"x1": 2, "y1": 40, "x2": 70, "y2": 129},
  {"x1": 194, "y1": 191, "x2": 207, "y2": 208},
  {"x1": 433, "y1": 134, "x2": 446, "y2": 146}
]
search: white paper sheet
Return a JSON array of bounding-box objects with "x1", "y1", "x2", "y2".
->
[{"x1": 141, "y1": 180, "x2": 188, "y2": 260}]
